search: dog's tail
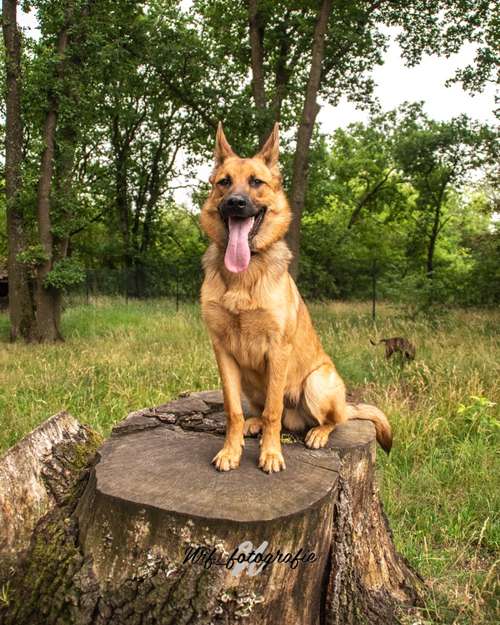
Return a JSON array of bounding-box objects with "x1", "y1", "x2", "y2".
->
[
  {"x1": 369, "y1": 338, "x2": 380, "y2": 346},
  {"x1": 346, "y1": 403, "x2": 393, "y2": 453}
]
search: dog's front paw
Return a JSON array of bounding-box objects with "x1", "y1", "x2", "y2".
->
[
  {"x1": 258, "y1": 448, "x2": 286, "y2": 473},
  {"x1": 305, "y1": 425, "x2": 334, "y2": 449},
  {"x1": 243, "y1": 416, "x2": 263, "y2": 436},
  {"x1": 212, "y1": 446, "x2": 242, "y2": 471}
]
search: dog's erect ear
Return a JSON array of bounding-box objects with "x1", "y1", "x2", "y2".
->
[
  {"x1": 256, "y1": 122, "x2": 279, "y2": 168},
  {"x1": 214, "y1": 122, "x2": 236, "y2": 166}
]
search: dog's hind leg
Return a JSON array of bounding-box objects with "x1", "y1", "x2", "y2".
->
[
  {"x1": 302, "y1": 364, "x2": 393, "y2": 452},
  {"x1": 246, "y1": 405, "x2": 309, "y2": 437},
  {"x1": 242, "y1": 386, "x2": 265, "y2": 437},
  {"x1": 302, "y1": 364, "x2": 348, "y2": 449},
  {"x1": 243, "y1": 417, "x2": 263, "y2": 436},
  {"x1": 243, "y1": 397, "x2": 264, "y2": 437}
]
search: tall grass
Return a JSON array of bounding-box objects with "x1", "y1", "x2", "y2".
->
[{"x1": 0, "y1": 298, "x2": 498, "y2": 623}]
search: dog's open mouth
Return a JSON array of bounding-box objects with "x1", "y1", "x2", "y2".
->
[{"x1": 222, "y1": 208, "x2": 265, "y2": 273}]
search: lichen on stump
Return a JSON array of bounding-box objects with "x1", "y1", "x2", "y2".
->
[{"x1": 0, "y1": 392, "x2": 422, "y2": 625}]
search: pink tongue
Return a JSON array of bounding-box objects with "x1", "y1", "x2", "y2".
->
[{"x1": 224, "y1": 216, "x2": 255, "y2": 273}]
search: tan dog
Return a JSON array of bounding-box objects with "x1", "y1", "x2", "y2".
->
[
  {"x1": 370, "y1": 337, "x2": 416, "y2": 361},
  {"x1": 200, "y1": 123, "x2": 392, "y2": 473}
]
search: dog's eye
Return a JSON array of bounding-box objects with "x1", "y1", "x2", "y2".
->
[
  {"x1": 250, "y1": 177, "x2": 264, "y2": 188},
  {"x1": 217, "y1": 177, "x2": 231, "y2": 187}
]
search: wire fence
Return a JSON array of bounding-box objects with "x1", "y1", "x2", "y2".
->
[
  {"x1": 68, "y1": 258, "x2": 386, "y2": 318},
  {"x1": 68, "y1": 260, "x2": 203, "y2": 310}
]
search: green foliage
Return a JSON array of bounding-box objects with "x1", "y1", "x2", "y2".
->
[
  {"x1": 44, "y1": 257, "x2": 85, "y2": 290},
  {"x1": 381, "y1": 0, "x2": 499, "y2": 94},
  {"x1": 192, "y1": 0, "x2": 498, "y2": 142},
  {"x1": 16, "y1": 244, "x2": 49, "y2": 267},
  {"x1": 1, "y1": 0, "x2": 498, "y2": 317},
  {"x1": 297, "y1": 104, "x2": 499, "y2": 306},
  {"x1": 457, "y1": 395, "x2": 498, "y2": 442},
  {"x1": 460, "y1": 205, "x2": 500, "y2": 306},
  {"x1": 193, "y1": 0, "x2": 387, "y2": 142}
]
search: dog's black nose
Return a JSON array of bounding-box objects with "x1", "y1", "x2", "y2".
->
[
  {"x1": 220, "y1": 194, "x2": 256, "y2": 218},
  {"x1": 226, "y1": 195, "x2": 248, "y2": 211}
]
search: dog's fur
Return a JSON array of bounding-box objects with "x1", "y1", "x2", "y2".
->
[
  {"x1": 370, "y1": 337, "x2": 416, "y2": 361},
  {"x1": 200, "y1": 123, "x2": 392, "y2": 473}
]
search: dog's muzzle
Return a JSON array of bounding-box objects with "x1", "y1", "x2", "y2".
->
[
  {"x1": 218, "y1": 194, "x2": 267, "y2": 272},
  {"x1": 219, "y1": 194, "x2": 259, "y2": 220}
]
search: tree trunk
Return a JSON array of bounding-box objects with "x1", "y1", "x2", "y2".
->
[
  {"x1": 426, "y1": 202, "x2": 441, "y2": 279},
  {"x1": 52, "y1": 123, "x2": 77, "y2": 284},
  {"x1": 0, "y1": 411, "x2": 102, "y2": 565},
  {"x1": 112, "y1": 122, "x2": 134, "y2": 297},
  {"x1": 134, "y1": 132, "x2": 166, "y2": 298},
  {"x1": 34, "y1": 24, "x2": 71, "y2": 342},
  {"x1": 35, "y1": 97, "x2": 62, "y2": 342},
  {"x1": 287, "y1": 0, "x2": 333, "y2": 279},
  {"x1": 0, "y1": 391, "x2": 421, "y2": 625},
  {"x1": 247, "y1": 2, "x2": 292, "y2": 144},
  {"x1": 2, "y1": 0, "x2": 36, "y2": 341}
]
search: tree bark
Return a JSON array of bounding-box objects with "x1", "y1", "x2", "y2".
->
[
  {"x1": 247, "y1": 2, "x2": 295, "y2": 146},
  {"x1": 111, "y1": 114, "x2": 136, "y2": 297},
  {"x1": 0, "y1": 391, "x2": 421, "y2": 624},
  {"x1": 34, "y1": 20, "x2": 71, "y2": 342},
  {"x1": 287, "y1": 0, "x2": 333, "y2": 279},
  {"x1": 2, "y1": 0, "x2": 36, "y2": 341},
  {"x1": 0, "y1": 411, "x2": 101, "y2": 564},
  {"x1": 135, "y1": 124, "x2": 169, "y2": 297},
  {"x1": 53, "y1": 122, "x2": 77, "y2": 274},
  {"x1": 35, "y1": 97, "x2": 60, "y2": 341}
]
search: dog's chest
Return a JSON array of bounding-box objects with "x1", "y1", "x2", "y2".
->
[{"x1": 206, "y1": 303, "x2": 281, "y2": 371}]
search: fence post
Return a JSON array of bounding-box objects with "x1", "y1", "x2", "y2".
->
[
  {"x1": 175, "y1": 265, "x2": 179, "y2": 312},
  {"x1": 371, "y1": 259, "x2": 377, "y2": 322},
  {"x1": 85, "y1": 271, "x2": 90, "y2": 306}
]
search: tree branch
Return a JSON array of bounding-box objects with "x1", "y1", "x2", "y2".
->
[{"x1": 347, "y1": 167, "x2": 396, "y2": 228}]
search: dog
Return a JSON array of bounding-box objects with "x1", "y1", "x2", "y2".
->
[
  {"x1": 370, "y1": 337, "x2": 416, "y2": 361},
  {"x1": 200, "y1": 122, "x2": 392, "y2": 473}
]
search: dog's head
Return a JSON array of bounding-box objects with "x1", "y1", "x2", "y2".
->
[{"x1": 200, "y1": 122, "x2": 291, "y2": 273}]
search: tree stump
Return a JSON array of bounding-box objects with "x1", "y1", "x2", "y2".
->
[
  {"x1": 0, "y1": 411, "x2": 101, "y2": 565},
  {"x1": 0, "y1": 392, "x2": 421, "y2": 625}
]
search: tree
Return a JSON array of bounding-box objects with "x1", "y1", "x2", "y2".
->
[
  {"x1": 3, "y1": 1, "x2": 497, "y2": 327},
  {"x1": 2, "y1": 0, "x2": 105, "y2": 341},
  {"x1": 394, "y1": 105, "x2": 496, "y2": 279},
  {"x1": 298, "y1": 120, "x2": 414, "y2": 300},
  {"x1": 192, "y1": 0, "x2": 499, "y2": 277},
  {"x1": 2, "y1": 0, "x2": 35, "y2": 340},
  {"x1": 196, "y1": 0, "x2": 387, "y2": 276},
  {"x1": 90, "y1": 3, "x2": 203, "y2": 297},
  {"x1": 296, "y1": 105, "x2": 497, "y2": 306},
  {"x1": 308, "y1": 114, "x2": 411, "y2": 229},
  {"x1": 2, "y1": 1, "x2": 160, "y2": 340}
]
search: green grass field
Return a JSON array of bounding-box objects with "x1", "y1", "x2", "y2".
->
[{"x1": 0, "y1": 298, "x2": 498, "y2": 623}]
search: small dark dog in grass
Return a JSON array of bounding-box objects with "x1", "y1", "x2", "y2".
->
[{"x1": 370, "y1": 337, "x2": 416, "y2": 361}]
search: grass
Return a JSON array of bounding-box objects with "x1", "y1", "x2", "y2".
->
[{"x1": 0, "y1": 297, "x2": 498, "y2": 623}]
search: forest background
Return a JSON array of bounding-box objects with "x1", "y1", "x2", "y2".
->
[{"x1": 1, "y1": 0, "x2": 498, "y2": 343}]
